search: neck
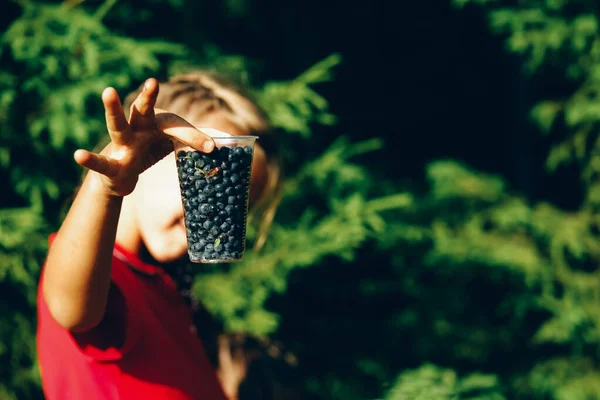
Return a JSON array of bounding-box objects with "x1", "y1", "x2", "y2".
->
[{"x1": 115, "y1": 193, "x2": 143, "y2": 256}]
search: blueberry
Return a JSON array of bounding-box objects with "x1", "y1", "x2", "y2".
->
[
  {"x1": 203, "y1": 220, "x2": 213, "y2": 230},
  {"x1": 225, "y1": 187, "x2": 234, "y2": 196},
  {"x1": 235, "y1": 184, "x2": 244, "y2": 193},
  {"x1": 219, "y1": 147, "x2": 231, "y2": 159},
  {"x1": 231, "y1": 162, "x2": 239, "y2": 171},
  {"x1": 203, "y1": 164, "x2": 212, "y2": 173},
  {"x1": 244, "y1": 146, "x2": 253, "y2": 155},
  {"x1": 224, "y1": 242, "x2": 233, "y2": 251},
  {"x1": 184, "y1": 189, "x2": 193, "y2": 198},
  {"x1": 223, "y1": 170, "x2": 231, "y2": 178},
  {"x1": 217, "y1": 202, "x2": 225, "y2": 210},
  {"x1": 190, "y1": 198, "x2": 199, "y2": 208},
  {"x1": 191, "y1": 151, "x2": 201, "y2": 160},
  {"x1": 207, "y1": 197, "x2": 216, "y2": 205},
  {"x1": 199, "y1": 204, "x2": 211, "y2": 214},
  {"x1": 209, "y1": 204, "x2": 217, "y2": 214},
  {"x1": 225, "y1": 205, "x2": 234, "y2": 215},
  {"x1": 221, "y1": 161, "x2": 231, "y2": 170},
  {"x1": 216, "y1": 192, "x2": 225, "y2": 200},
  {"x1": 220, "y1": 222, "x2": 230, "y2": 232},
  {"x1": 218, "y1": 210, "x2": 228, "y2": 218},
  {"x1": 192, "y1": 210, "x2": 201, "y2": 221},
  {"x1": 205, "y1": 244, "x2": 214, "y2": 252},
  {"x1": 215, "y1": 184, "x2": 224, "y2": 193},
  {"x1": 234, "y1": 147, "x2": 244, "y2": 157},
  {"x1": 230, "y1": 174, "x2": 240, "y2": 184},
  {"x1": 210, "y1": 227, "x2": 220, "y2": 237},
  {"x1": 227, "y1": 196, "x2": 236, "y2": 205},
  {"x1": 177, "y1": 150, "x2": 187, "y2": 158},
  {"x1": 185, "y1": 158, "x2": 194, "y2": 168},
  {"x1": 218, "y1": 235, "x2": 229, "y2": 244},
  {"x1": 204, "y1": 185, "x2": 215, "y2": 196},
  {"x1": 197, "y1": 193, "x2": 207, "y2": 203}
]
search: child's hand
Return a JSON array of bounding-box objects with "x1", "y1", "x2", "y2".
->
[{"x1": 74, "y1": 78, "x2": 215, "y2": 197}]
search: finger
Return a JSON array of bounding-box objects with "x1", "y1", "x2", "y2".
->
[
  {"x1": 74, "y1": 149, "x2": 120, "y2": 178},
  {"x1": 129, "y1": 78, "x2": 158, "y2": 128},
  {"x1": 102, "y1": 87, "x2": 131, "y2": 145},
  {"x1": 155, "y1": 110, "x2": 215, "y2": 153}
]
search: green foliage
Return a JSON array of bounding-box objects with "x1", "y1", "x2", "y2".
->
[
  {"x1": 194, "y1": 137, "x2": 413, "y2": 335},
  {"x1": 257, "y1": 53, "x2": 341, "y2": 137},
  {"x1": 384, "y1": 364, "x2": 505, "y2": 400}
]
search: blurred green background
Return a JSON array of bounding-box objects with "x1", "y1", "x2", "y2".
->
[{"x1": 2, "y1": 0, "x2": 600, "y2": 399}]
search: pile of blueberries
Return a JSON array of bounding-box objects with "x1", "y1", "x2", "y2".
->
[{"x1": 176, "y1": 145, "x2": 253, "y2": 262}]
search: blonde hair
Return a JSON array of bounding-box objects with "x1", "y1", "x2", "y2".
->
[{"x1": 123, "y1": 71, "x2": 282, "y2": 251}]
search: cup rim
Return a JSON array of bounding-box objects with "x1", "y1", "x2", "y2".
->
[{"x1": 210, "y1": 135, "x2": 259, "y2": 140}]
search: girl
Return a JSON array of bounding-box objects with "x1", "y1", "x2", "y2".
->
[{"x1": 37, "y1": 72, "x2": 282, "y2": 400}]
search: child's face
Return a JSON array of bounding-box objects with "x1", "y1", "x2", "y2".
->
[{"x1": 132, "y1": 112, "x2": 269, "y2": 263}]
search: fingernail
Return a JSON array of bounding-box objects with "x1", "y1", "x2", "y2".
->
[
  {"x1": 203, "y1": 141, "x2": 214, "y2": 152},
  {"x1": 144, "y1": 79, "x2": 152, "y2": 91}
]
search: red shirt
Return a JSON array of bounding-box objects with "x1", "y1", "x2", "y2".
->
[{"x1": 37, "y1": 236, "x2": 228, "y2": 400}]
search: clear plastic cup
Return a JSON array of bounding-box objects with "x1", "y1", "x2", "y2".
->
[{"x1": 173, "y1": 132, "x2": 257, "y2": 263}]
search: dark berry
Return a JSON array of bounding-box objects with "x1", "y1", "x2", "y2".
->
[
  {"x1": 234, "y1": 147, "x2": 244, "y2": 157},
  {"x1": 203, "y1": 220, "x2": 213, "y2": 230},
  {"x1": 227, "y1": 196, "x2": 236, "y2": 205},
  {"x1": 244, "y1": 146, "x2": 253, "y2": 155},
  {"x1": 204, "y1": 185, "x2": 215, "y2": 196},
  {"x1": 219, "y1": 147, "x2": 231, "y2": 159}
]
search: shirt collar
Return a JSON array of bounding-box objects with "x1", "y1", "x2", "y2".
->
[
  {"x1": 48, "y1": 233, "x2": 163, "y2": 276},
  {"x1": 113, "y1": 242, "x2": 163, "y2": 276}
]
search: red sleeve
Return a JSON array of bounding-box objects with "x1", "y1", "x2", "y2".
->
[
  {"x1": 41, "y1": 234, "x2": 141, "y2": 362},
  {"x1": 69, "y1": 278, "x2": 141, "y2": 361}
]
